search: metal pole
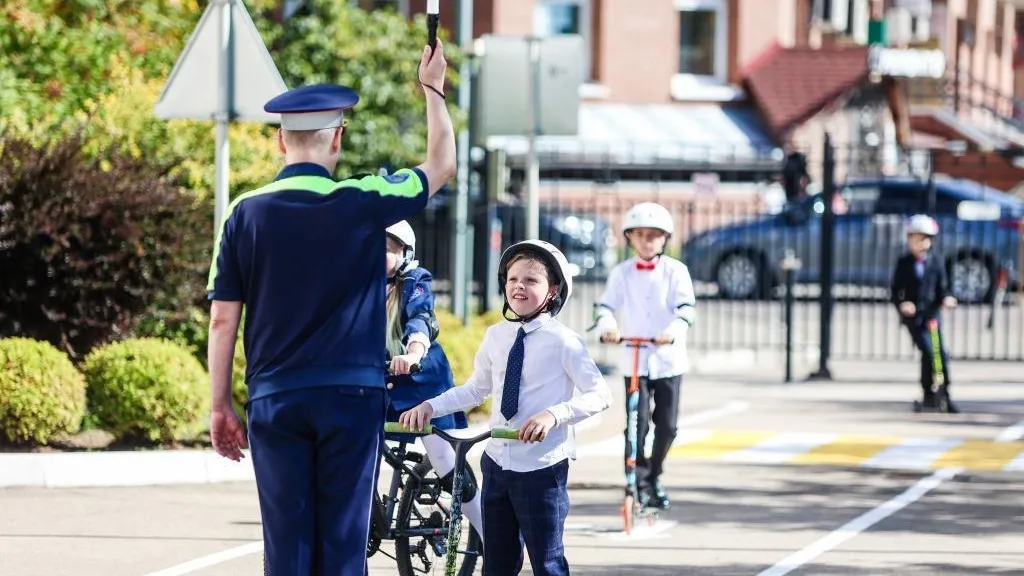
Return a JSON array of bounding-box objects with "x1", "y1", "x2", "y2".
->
[
  {"x1": 525, "y1": 37, "x2": 541, "y2": 241},
  {"x1": 809, "y1": 133, "x2": 835, "y2": 381},
  {"x1": 214, "y1": 0, "x2": 233, "y2": 238},
  {"x1": 782, "y1": 249, "x2": 801, "y2": 384},
  {"x1": 452, "y1": 0, "x2": 473, "y2": 324}
]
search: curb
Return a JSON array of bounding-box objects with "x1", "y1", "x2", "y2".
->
[{"x1": 1, "y1": 417, "x2": 606, "y2": 489}]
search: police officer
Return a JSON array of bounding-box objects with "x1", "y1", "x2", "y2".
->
[{"x1": 206, "y1": 41, "x2": 455, "y2": 575}]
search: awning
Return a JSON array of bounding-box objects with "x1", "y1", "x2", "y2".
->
[{"x1": 485, "y1": 103, "x2": 779, "y2": 169}]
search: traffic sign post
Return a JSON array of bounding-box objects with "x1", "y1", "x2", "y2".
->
[{"x1": 154, "y1": 0, "x2": 288, "y2": 237}]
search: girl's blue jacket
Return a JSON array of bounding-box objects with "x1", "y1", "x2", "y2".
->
[{"x1": 388, "y1": 267, "x2": 468, "y2": 428}]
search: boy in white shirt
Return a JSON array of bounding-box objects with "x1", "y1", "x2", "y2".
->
[
  {"x1": 400, "y1": 239, "x2": 612, "y2": 576},
  {"x1": 595, "y1": 202, "x2": 696, "y2": 511}
]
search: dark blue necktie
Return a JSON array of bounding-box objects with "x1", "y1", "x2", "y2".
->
[{"x1": 501, "y1": 327, "x2": 527, "y2": 421}]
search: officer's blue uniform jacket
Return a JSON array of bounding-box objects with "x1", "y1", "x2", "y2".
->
[
  {"x1": 207, "y1": 162, "x2": 429, "y2": 400},
  {"x1": 388, "y1": 267, "x2": 467, "y2": 429}
]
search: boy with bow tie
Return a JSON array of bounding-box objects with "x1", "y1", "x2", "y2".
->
[{"x1": 595, "y1": 202, "x2": 697, "y2": 511}]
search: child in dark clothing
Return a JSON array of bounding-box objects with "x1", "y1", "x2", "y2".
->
[{"x1": 890, "y1": 214, "x2": 959, "y2": 413}]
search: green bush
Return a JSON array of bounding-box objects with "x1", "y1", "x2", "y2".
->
[
  {"x1": 0, "y1": 337, "x2": 87, "y2": 444},
  {"x1": 82, "y1": 338, "x2": 208, "y2": 443},
  {"x1": 0, "y1": 133, "x2": 209, "y2": 360},
  {"x1": 132, "y1": 306, "x2": 210, "y2": 367}
]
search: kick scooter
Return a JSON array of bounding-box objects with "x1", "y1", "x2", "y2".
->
[
  {"x1": 384, "y1": 422, "x2": 520, "y2": 576},
  {"x1": 602, "y1": 335, "x2": 660, "y2": 535},
  {"x1": 913, "y1": 319, "x2": 950, "y2": 413}
]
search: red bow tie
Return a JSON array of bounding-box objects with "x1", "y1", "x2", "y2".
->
[{"x1": 636, "y1": 259, "x2": 657, "y2": 271}]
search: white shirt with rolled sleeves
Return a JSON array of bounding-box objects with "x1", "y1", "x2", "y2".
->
[
  {"x1": 426, "y1": 314, "x2": 612, "y2": 473},
  {"x1": 594, "y1": 256, "x2": 697, "y2": 379}
]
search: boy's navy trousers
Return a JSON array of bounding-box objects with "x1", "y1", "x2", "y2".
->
[
  {"x1": 247, "y1": 385, "x2": 385, "y2": 576},
  {"x1": 481, "y1": 454, "x2": 571, "y2": 576}
]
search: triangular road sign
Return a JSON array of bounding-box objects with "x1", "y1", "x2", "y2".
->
[{"x1": 154, "y1": 0, "x2": 288, "y2": 123}]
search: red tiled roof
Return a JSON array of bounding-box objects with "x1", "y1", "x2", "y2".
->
[{"x1": 743, "y1": 46, "x2": 870, "y2": 142}]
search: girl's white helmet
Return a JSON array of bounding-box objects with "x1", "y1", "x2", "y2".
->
[
  {"x1": 386, "y1": 220, "x2": 418, "y2": 275},
  {"x1": 906, "y1": 214, "x2": 940, "y2": 237},
  {"x1": 623, "y1": 202, "x2": 674, "y2": 236},
  {"x1": 386, "y1": 220, "x2": 416, "y2": 253},
  {"x1": 498, "y1": 239, "x2": 573, "y2": 317}
]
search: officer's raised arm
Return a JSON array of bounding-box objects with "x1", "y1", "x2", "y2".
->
[{"x1": 415, "y1": 39, "x2": 456, "y2": 197}]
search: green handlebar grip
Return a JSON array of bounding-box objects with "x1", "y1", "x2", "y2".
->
[
  {"x1": 491, "y1": 428, "x2": 520, "y2": 440},
  {"x1": 384, "y1": 422, "x2": 433, "y2": 435}
]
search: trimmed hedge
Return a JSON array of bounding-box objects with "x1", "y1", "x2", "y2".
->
[
  {"x1": 0, "y1": 338, "x2": 87, "y2": 444},
  {"x1": 82, "y1": 338, "x2": 208, "y2": 443}
]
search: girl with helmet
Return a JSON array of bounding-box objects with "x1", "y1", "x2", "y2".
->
[
  {"x1": 382, "y1": 221, "x2": 483, "y2": 539},
  {"x1": 594, "y1": 201, "x2": 697, "y2": 511},
  {"x1": 400, "y1": 239, "x2": 612, "y2": 576},
  {"x1": 891, "y1": 214, "x2": 959, "y2": 413}
]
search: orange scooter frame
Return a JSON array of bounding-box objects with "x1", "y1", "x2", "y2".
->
[{"x1": 609, "y1": 336, "x2": 658, "y2": 535}]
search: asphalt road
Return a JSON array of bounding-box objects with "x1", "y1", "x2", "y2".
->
[{"x1": 2, "y1": 361, "x2": 1023, "y2": 576}]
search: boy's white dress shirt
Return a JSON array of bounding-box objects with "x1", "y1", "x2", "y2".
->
[
  {"x1": 428, "y1": 314, "x2": 612, "y2": 473},
  {"x1": 595, "y1": 255, "x2": 697, "y2": 379}
]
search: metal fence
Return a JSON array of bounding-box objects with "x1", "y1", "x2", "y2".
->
[{"x1": 408, "y1": 135, "x2": 1024, "y2": 367}]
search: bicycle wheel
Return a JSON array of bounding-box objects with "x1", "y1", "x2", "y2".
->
[{"x1": 394, "y1": 461, "x2": 482, "y2": 576}]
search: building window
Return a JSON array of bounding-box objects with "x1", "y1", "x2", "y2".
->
[
  {"x1": 678, "y1": 9, "x2": 717, "y2": 76},
  {"x1": 676, "y1": 0, "x2": 727, "y2": 80},
  {"x1": 534, "y1": 0, "x2": 594, "y2": 82}
]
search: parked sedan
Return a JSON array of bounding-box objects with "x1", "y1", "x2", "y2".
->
[{"x1": 683, "y1": 176, "x2": 1023, "y2": 303}]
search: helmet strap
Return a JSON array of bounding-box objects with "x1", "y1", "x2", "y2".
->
[{"x1": 501, "y1": 293, "x2": 555, "y2": 324}]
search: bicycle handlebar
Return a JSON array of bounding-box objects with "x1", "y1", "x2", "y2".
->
[{"x1": 384, "y1": 422, "x2": 520, "y2": 441}]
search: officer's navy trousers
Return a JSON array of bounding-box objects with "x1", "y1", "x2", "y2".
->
[
  {"x1": 481, "y1": 454, "x2": 571, "y2": 576},
  {"x1": 247, "y1": 385, "x2": 385, "y2": 576}
]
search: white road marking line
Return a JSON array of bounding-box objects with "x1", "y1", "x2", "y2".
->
[
  {"x1": 756, "y1": 467, "x2": 960, "y2": 576},
  {"x1": 995, "y1": 419, "x2": 1024, "y2": 443},
  {"x1": 139, "y1": 541, "x2": 263, "y2": 576}
]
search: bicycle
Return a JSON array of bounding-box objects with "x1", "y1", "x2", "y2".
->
[
  {"x1": 261, "y1": 364, "x2": 484, "y2": 576},
  {"x1": 385, "y1": 422, "x2": 521, "y2": 576}
]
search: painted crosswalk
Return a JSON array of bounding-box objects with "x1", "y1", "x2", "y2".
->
[{"x1": 660, "y1": 429, "x2": 1024, "y2": 472}]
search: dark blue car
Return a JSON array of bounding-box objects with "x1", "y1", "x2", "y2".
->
[{"x1": 683, "y1": 175, "x2": 1023, "y2": 303}]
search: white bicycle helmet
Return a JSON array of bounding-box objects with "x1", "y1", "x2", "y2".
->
[
  {"x1": 498, "y1": 239, "x2": 573, "y2": 318},
  {"x1": 906, "y1": 214, "x2": 940, "y2": 237},
  {"x1": 386, "y1": 220, "x2": 418, "y2": 275},
  {"x1": 623, "y1": 202, "x2": 674, "y2": 236}
]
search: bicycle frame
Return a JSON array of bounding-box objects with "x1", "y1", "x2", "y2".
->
[{"x1": 385, "y1": 423, "x2": 519, "y2": 576}]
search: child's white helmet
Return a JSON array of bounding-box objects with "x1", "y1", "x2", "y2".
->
[
  {"x1": 498, "y1": 239, "x2": 573, "y2": 317},
  {"x1": 623, "y1": 202, "x2": 674, "y2": 236},
  {"x1": 906, "y1": 214, "x2": 939, "y2": 237},
  {"x1": 386, "y1": 220, "x2": 418, "y2": 275},
  {"x1": 386, "y1": 220, "x2": 416, "y2": 253}
]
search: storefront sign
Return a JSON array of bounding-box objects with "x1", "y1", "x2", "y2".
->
[{"x1": 868, "y1": 46, "x2": 945, "y2": 78}]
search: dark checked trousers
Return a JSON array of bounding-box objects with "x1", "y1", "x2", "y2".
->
[{"x1": 481, "y1": 454, "x2": 570, "y2": 576}]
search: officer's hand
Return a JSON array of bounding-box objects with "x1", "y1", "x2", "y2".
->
[
  {"x1": 419, "y1": 39, "x2": 447, "y2": 94},
  {"x1": 654, "y1": 332, "x2": 675, "y2": 345},
  {"x1": 942, "y1": 296, "x2": 958, "y2": 309},
  {"x1": 390, "y1": 354, "x2": 420, "y2": 376},
  {"x1": 600, "y1": 329, "x2": 621, "y2": 344},
  {"x1": 210, "y1": 406, "x2": 248, "y2": 462},
  {"x1": 520, "y1": 410, "x2": 557, "y2": 443},
  {"x1": 399, "y1": 402, "x2": 434, "y2": 431},
  {"x1": 899, "y1": 301, "x2": 916, "y2": 317}
]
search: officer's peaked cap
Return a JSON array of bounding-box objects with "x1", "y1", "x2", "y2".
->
[{"x1": 264, "y1": 84, "x2": 359, "y2": 131}]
